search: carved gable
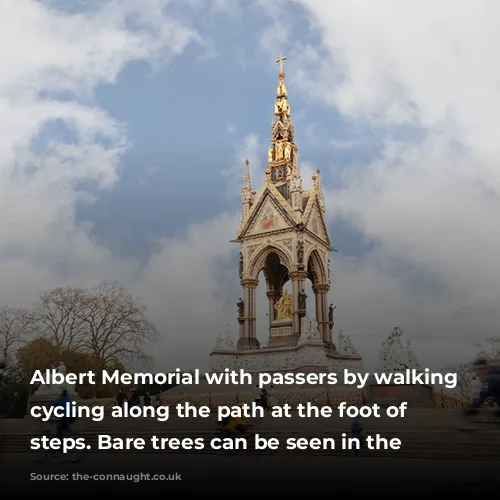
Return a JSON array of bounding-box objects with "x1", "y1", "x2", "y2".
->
[
  {"x1": 304, "y1": 197, "x2": 330, "y2": 244},
  {"x1": 246, "y1": 196, "x2": 294, "y2": 237},
  {"x1": 238, "y1": 189, "x2": 296, "y2": 239}
]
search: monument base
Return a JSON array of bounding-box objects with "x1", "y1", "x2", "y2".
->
[
  {"x1": 211, "y1": 340, "x2": 362, "y2": 374},
  {"x1": 26, "y1": 386, "x2": 79, "y2": 417},
  {"x1": 364, "y1": 382, "x2": 435, "y2": 407},
  {"x1": 236, "y1": 337, "x2": 261, "y2": 350}
]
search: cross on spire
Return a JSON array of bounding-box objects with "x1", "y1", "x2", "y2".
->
[{"x1": 276, "y1": 52, "x2": 287, "y2": 75}]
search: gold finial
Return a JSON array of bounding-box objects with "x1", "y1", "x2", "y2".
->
[
  {"x1": 245, "y1": 158, "x2": 249, "y2": 166},
  {"x1": 276, "y1": 52, "x2": 287, "y2": 78}
]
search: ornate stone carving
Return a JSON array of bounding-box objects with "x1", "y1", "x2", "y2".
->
[
  {"x1": 327, "y1": 357, "x2": 364, "y2": 373},
  {"x1": 377, "y1": 327, "x2": 421, "y2": 372},
  {"x1": 274, "y1": 290, "x2": 293, "y2": 320},
  {"x1": 276, "y1": 141, "x2": 284, "y2": 160},
  {"x1": 297, "y1": 240, "x2": 304, "y2": 265},
  {"x1": 337, "y1": 331, "x2": 359, "y2": 356},
  {"x1": 279, "y1": 238, "x2": 293, "y2": 253},
  {"x1": 328, "y1": 304, "x2": 335, "y2": 329},
  {"x1": 214, "y1": 325, "x2": 235, "y2": 350},
  {"x1": 239, "y1": 252, "x2": 244, "y2": 279},
  {"x1": 301, "y1": 315, "x2": 322, "y2": 342},
  {"x1": 270, "y1": 325, "x2": 293, "y2": 337},
  {"x1": 313, "y1": 283, "x2": 330, "y2": 294},
  {"x1": 32, "y1": 361, "x2": 77, "y2": 397},
  {"x1": 298, "y1": 289, "x2": 307, "y2": 317},
  {"x1": 213, "y1": 54, "x2": 363, "y2": 374},
  {"x1": 212, "y1": 344, "x2": 328, "y2": 373},
  {"x1": 237, "y1": 298, "x2": 244, "y2": 324}
]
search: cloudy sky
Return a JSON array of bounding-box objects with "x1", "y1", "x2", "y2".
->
[{"x1": 2, "y1": 0, "x2": 499, "y2": 371}]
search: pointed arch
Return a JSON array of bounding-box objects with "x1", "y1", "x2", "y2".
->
[
  {"x1": 306, "y1": 248, "x2": 327, "y2": 286},
  {"x1": 248, "y1": 244, "x2": 292, "y2": 281}
]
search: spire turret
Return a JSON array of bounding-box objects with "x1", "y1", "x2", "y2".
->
[
  {"x1": 243, "y1": 158, "x2": 251, "y2": 191},
  {"x1": 267, "y1": 53, "x2": 303, "y2": 213},
  {"x1": 232, "y1": 54, "x2": 336, "y2": 349},
  {"x1": 241, "y1": 158, "x2": 255, "y2": 218}
]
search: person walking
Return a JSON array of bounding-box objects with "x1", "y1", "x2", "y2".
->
[
  {"x1": 351, "y1": 417, "x2": 363, "y2": 456},
  {"x1": 253, "y1": 385, "x2": 262, "y2": 407}
]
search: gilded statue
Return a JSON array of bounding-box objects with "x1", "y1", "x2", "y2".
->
[
  {"x1": 281, "y1": 99, "x2": 290, "y2": 117},
  {"x1": 277, "y1": 80, "x2": 287, "y2": 97},
  {"x1": 276, "y1": 141, "x2": 284, "y2": 160},
  {"x1": 274, "y1": 290, "x2": 293, "y2": 320},
  {"x1": 268, "y1": 147, "x2": 273, "y2": 164},
  {"x1": 284, "y1": 142, "x2": 292, "y2": 159}
]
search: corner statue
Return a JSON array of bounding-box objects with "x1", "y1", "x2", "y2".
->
[
  {"x1": 329, "y1": 304, "x2": 336, "y2": 323},
  {"x1": 237, "y1": 298, "x2": 244, "y2": 317},
  {"x1": 298, "y1": 289, "x2": 307, "y2": 318},
  {"x1": 56, "y1": 361, "x2": 66, "y2": 376},
  {"x1": 274, "y1": 290, "x2": 293, "y2": 320}
]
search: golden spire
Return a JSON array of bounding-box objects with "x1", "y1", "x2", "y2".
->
[
  {"x1": 276, "y1": 53, "x2": 287, "y2": 78},
  {"x1": 276, "y1": 53, "x2": 288, "y2": 99},
  {"x1": 268, "y1": 52, "x2": 292, "y2": 166}
]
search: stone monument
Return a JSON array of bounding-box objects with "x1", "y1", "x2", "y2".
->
[
  {"x1": 364, "y1": 327, "x2": 435, "y2": 407},
  {"x1": 210, "y1": 53, "x2": 362, "y2": 375},
  {"x1": 26, "y1": 361, "x2": 79, "y2": 415}
]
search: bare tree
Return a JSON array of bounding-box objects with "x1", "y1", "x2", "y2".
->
[
  {"x1": 442, "y1": 338, "x2": 500, "y2": 399},
  {"x1": 34, "y1": 287, "x2": 88, "y2": 352},
  {"x1": 0, "y1": 306, "x2": 35, "y2": 357},
  {"x1": 33, "y1": 282, "x2": 158, "y2": 367},
  {"x1": 477, "y1": 337, "x2": 500, "y2": 364},
  {"x1": 444, "y1": 363, "x2": 477, "y2": 400},
  {"x1": 75, "y1": 282, "x2": 158, "y2": 366}
]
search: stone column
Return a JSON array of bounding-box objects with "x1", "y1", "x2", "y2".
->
[
  {"x1": 266, "y1": 290, "x2": 279, "y2": 326},
  {"x1": 250, "y1": 280, "x2": 258, "y2": 344},
  {"x1": 289, "y1": 270, "x2": 307, "y2": 336},
  {"x1": 237, "y1": 279, "x2": 260, "y2": 350},
  {"x1": 313, "y1": 283, "x2": 330, "y2": 343},
  {"x1": 321, "y1": 288, "x2": 330, "y2": 343}
]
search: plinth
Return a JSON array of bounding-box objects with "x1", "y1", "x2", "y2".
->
[
  {"x1": 26, "y1": 385, "x2": 79, "y2": 417},
  {"x1": 267, "y1": 319, "x2": 296, "y2": 348},
  {"x1": 211, "y1": 339, "x2": 362, "y2": 374},
  {"x1": 364, "y1": 379, "x2": 435, "y2": 407}
]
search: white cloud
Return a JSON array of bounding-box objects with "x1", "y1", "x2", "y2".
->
[
  {"x1": 330, "y1": 139, "x2": 358, "y2": 150},
  {"x1": 135, "y1": 212, "x2": 239, "y2": 369},
  {"x1": 4, "y1": 0, "x2": 500, "y2": 374},
  {"x1": 221, "y1": 134, "x2": 263, "y2": 199},
  {"x1": 0, "y1": 2, "x2": 198, "y2": 319},
  {"x1": 0, "y1": 1, "x2": 256, "y2": 372},
  {"x1": 253, "y1": 0, "x2": 500, "y2": 366}
]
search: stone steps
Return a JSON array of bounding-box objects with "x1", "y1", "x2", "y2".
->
[{"x1": 14, "y1": 411, "x2": 499, "y2": 433}]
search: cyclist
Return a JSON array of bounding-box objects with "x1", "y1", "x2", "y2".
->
[{"x1": 465, "y1": 357, "x2": 500, "y2": 416}]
